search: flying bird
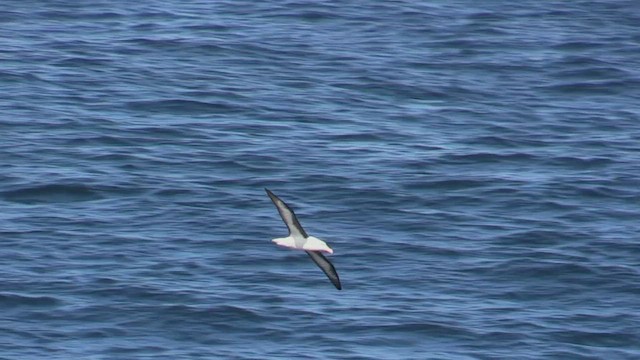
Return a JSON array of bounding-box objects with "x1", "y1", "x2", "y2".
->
[{"x1": 265, "y1": 188, "x2": 341, "y2": 290}]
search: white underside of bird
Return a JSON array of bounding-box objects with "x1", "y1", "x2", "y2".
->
[{"x1": 272, "y1": 235, "x2": 334, "y2": 254}]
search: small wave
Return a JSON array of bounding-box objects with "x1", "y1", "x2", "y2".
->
[
  {"x1": 151, "y1": 188, "x2": 199, "y2": 197},
  {"x1": 112, "y1": 304, "x2": 275, "y2": 331},
  {"x1": 539, "y1": 80, "x2": 633, "y2": 95},
  {"x1": 553, "y1": 66, "x2": 629, "y2": 80},
  {"x1": 0, "y1": 293, "x2": 61, "y2": 307},
  {"x1": 1, "y1": 184, "x2": 103, "y2": 204},
  {"x1": 466, "y1": 135, "x2": 547, "y2": 148},
  {"x1": 402, "y1": 178, "x2": 489, "y2": 191},
  {"x1": 329, "y1": 133, "x2": 385, "y2": 142},
  {"x1": 552, "y1": 55, "x2": 613, "y2": 67},
  {"x1": 547, "y1": 329, "x2": 635, "y2": 348},
  {"x1": 548, "y1": 155, "x2": 615, "y2": 169},
  {"x1": 442, "y1": 152, "x2": 537, "y2": 164},
  {"x1": 0, "y1": 70, "x2": 45, "y2": 83},
  {"x1": 126, "y1": 99, "x2": 243, "y2": 115},
  {"x1": 53, "y1": 57, "x2": 113, "y2": 67},
  {"x1": 552, "y1": 41, "x2": 607, "y2": 51},
  {"x1": 123, "y1": 37, "x2": 185, "y2": 49},
  {"x1": 64, "y1": 135, "x2": 135, "y2": 146},
  {"x1": 344, "y1": 321, "x2": 476, "y2": 340},
  {"x1": 496, "y1": 259, "x2": 597, "y2": 280}
]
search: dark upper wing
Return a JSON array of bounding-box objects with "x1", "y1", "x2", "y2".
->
[
  {"x1": 306, "y1": 251, "x2": 342, "y2": 290},
  {"x1": 265, "y1": 188, "x2": 308, "y2": 238}
]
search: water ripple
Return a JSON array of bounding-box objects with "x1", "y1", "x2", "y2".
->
[{"x1": 1, "y1": 0, "x2": 639, "y2": 359}]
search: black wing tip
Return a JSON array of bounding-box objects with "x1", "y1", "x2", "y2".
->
[
  {"x1": 332, "y1": 274, "x2": 342, "y2": 290},
  {"x1": 265, "y1": 188, "x2": 277, "y2": 198},
  {"x1": 307, "y1": 251, "x2": 342, "y2": 290},
  {"x1": 265, "y1": 188, "x2": 274, "y2": 198}
]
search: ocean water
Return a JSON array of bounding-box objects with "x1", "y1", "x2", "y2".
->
[{"x1": 1, "y1": 1, "x2": 640, "y2": 359}]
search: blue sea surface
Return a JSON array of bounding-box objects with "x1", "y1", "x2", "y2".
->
[{"x1": 2, "y1": 1, "x2": 640, "y2": 359}]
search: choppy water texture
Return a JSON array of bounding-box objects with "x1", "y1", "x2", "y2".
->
[{"x1": 2, "y1": 1, "x2": 640, "y2": 359}]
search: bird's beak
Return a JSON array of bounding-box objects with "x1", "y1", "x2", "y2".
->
[{"x1": 325, "y1": 248, "x2": 334, "y2": 255}]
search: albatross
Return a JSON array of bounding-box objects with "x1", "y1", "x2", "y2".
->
[{"x1": 265, "y1": 188, "x2": 342, "y2": 290}]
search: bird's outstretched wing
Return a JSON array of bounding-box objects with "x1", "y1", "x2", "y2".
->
[
  {"x1": 265, "y1": 188, "x2": 308, "y2": 238},
  {"x1": 306, "y1": 250, "x2": 342, "y2": 290}
]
